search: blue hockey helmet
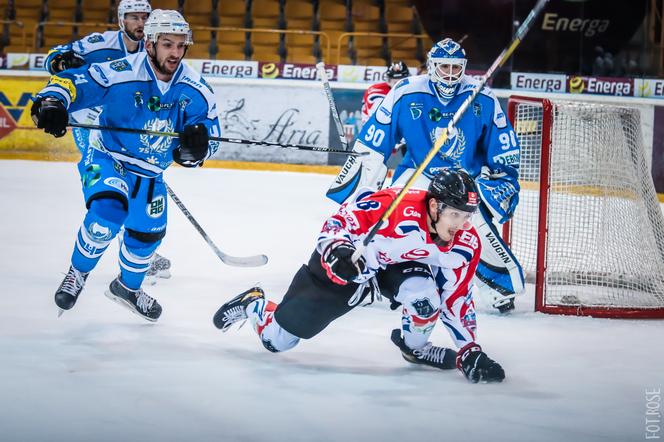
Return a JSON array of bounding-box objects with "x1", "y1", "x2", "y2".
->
[{"x1": 427, "y1": 38, "x2": 467, "y2": 100}]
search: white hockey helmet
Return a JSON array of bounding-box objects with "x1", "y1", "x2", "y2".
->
[
  {"x1": 427, "y1": 38, "x2": 467, "y2": 100},
  {"x1": 117, "y1": 0, "x2": 152, "y2": 31},
  {"x1": 144, "y1": 9, "x2": 194, "y2": 45}
]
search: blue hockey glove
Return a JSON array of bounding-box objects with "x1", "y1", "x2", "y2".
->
[
  {"x1": 31, "y1": 97, "x2": 68, "y2": 138},
  {"x1": 475, "y1": 172, "x2": 519, "y2": 224},
  {"x1": 174, "y1": 124, "x2": 209, "y2": 167}
]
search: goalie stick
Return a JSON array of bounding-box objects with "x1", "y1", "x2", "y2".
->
[
  {"x1": 316, "y1": 61, "x2": 348, "y2": 151},
  {"x1": 352, "y1": 0, "x2": 550, "y2": 262},
  {"x1": 165, "y1": 183, "x2": 268, "y2": 268},
  {"x1": 65, "y1": 123, "x2": 368, "y2": 157}
]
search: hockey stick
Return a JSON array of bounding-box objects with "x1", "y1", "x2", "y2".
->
[
  {"x1": 316, "y1": 62, "x2": 349, "y2": 151},
  {"x1": 165, "y1": 183, "x2": 268, "y2": 268},
  {"x1": 66, "y1": 123, "x2": 367, "y2": 157},
  {"x1": 352, "y1": 0, "x2": 550, "y2": 262}
]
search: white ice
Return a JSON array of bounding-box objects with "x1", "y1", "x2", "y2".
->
[{"x1": 0, "y1": 160, "x2": 662, "y2": 442}]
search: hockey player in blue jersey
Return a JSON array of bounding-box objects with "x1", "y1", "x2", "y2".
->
[
  {"x1": 44, "y1": 0, "x2": 172, "y2": 282},
  {"x1": 327, "y1": 38, "x2": 524, "y2": 312},
  {"x1": 32, "y1": 10, "x2": 221, "y2": 321}
]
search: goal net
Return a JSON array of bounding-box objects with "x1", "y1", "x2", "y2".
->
[{"x1": 505, "y1": 96, "x2": 664, "y2": 318}]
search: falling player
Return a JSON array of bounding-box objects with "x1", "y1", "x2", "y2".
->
[
  {"x1": 44, "y1": 0, "x2": 172, "y2": 281},
  {"x1": 33, "y1": 10, "x2": 220, "y2": 321},
  {"x1": 327, "y1": 38, "x2": 524, "y2": 313},
  {"x1": 214, "y1": 168, "x2": 505, "y2": 383}
]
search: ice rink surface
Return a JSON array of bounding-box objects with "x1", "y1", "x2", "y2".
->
[{"x1": 0, "y1": 160, "x2": 662, "y2": 442}]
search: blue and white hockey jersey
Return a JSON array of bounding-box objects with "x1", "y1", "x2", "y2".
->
[
  {"x1": 45, "y1": 30, "x2": 144, "y2": 75},
  {"x1": 360, "y1": 74, "x2": 519, "y2": 185},
  {"x1": 37, "y1": 52, "x2": 221, "y2": 177}
]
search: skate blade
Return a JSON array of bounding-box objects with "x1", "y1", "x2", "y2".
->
[
  {"x1": 57, "y1": 308, "x2": 65, "y2": 318},
  {"x1": 104, "y1": 290, "x2": 158, "y2": 323}
]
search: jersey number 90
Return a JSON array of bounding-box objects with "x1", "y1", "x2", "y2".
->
[{"x1": 364, "y1": 125, "x2": 385, "y2": 147}]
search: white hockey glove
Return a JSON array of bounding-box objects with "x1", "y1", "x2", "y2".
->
[{"x1": 475, "y1": 166, "x2": 519, "y2": 224}]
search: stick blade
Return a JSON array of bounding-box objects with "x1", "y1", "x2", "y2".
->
[{"x1": 221, "y1": 253, "x2": 269, "y2": 268}]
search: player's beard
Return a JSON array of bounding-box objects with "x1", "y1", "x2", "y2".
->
[
  {"x1": 125, "y1": 27, "x2": 144, "y2": 42},
  {"x1": 148, "y1": 50, "x2": 183, "y2": 76}
]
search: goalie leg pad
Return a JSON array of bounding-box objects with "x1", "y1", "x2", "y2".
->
[{"x1": 473, "y1": 205, "x2": 525, "y2": 309}]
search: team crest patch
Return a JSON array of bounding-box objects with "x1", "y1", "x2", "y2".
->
[
  {"x1": 87, "y1": 34, "x2": 105, "y2": 44},
  {"x1": 409, "y1": 102, "x2": 423, "y2": 120},
  {"x1": 148, "y1": 96, "x2": 161, "y2": 112},
  {"x1": 82, "y1": 164, "x2": 102, "y2": 188},
  {"x1": 411, "y1": 298, "x2": 436, "y2": 317},
  {"x1": 473, "y1": 101, "x2": 481, "y2": 117},
  {"x1": 146, "y1": 195, "x2": 165, "y2": 218},
  {"x1": 110, "y1": 59, "x2": 131, "y2": 72}
]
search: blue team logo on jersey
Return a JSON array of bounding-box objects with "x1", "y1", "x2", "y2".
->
[
  {"x1": 409, "y1": 102, "x2": 423, "y2": 120},
  {"x1": 110, "y1": 59, "x2": 131, "y2": 72},
  {"x1": 140, "y1": 118, "x2": 174, "y2": 155},
  {"x1": 87, "y1": 34, "x2": 105, "y2": 44}
]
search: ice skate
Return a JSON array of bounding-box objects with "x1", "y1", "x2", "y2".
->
[
  {"x1": 390, "y1": 329, "x2": 457, "y2": 370},
  {"x1": 55, "y1": 266, "x2": 89, "y2": 316},
  {"x1": 144, "y1": 253, "x2": 171, "y2": 285},
  {"x1": 213, "y1": 286, "x2": 265, "y2": 332},
  {"x1": 104, "y1": 277, "x2": 162, "y2": 322}
]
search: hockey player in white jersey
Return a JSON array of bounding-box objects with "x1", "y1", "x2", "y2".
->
[
  {"x1": 32, "y1": 10, "x2": 221, "y2": 321},
  {"x1": 214, "y1": 169, "x2": 505, "y2": 383},
  {"x1": 327, "y1": 38, "x2": 524, "y2": 313}
]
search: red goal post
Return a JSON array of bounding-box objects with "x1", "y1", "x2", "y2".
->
[{"x1": 504, "y1": 95, "x2": 664, "y2": 318}]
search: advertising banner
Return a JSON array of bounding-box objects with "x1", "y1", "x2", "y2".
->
[
  {"x1": 185, "y1": 59, "x2": 258, "y2": 79},
  {"x1": 510, "y1": 72, "x2": 567, "y2": 93},
  {"x1": 210, "y1": 81, "x2": 330, "y2": 164},
  {"x1": 567, "y1": 75, "x2": 634, "y2": 96}
]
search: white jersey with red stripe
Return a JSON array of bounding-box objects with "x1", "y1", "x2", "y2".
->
[
  {"x1": 361, "y1": 82, "x2": 392, "y2": 124},
  {"x1": 317, "y1": 187, "x2": 481, "y2": 345}
]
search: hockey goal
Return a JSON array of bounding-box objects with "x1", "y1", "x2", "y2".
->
[{"x1": 504, "y1": 95, "x2": 664, "y2": 318}]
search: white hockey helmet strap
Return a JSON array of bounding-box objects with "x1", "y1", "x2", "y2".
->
[
  {"x1": 144, "y1": 9, "x2": 194, "y2": 45},
  {"x1": 118, "y1": 0, "x2": 152, "y2": 31},
  {"x1": 427, "y1": 38, "x2": 467, "y2": 89}
]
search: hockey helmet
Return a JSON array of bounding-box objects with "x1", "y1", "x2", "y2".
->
[
  {"x1": 427, "y1": 168, "x2": 479, "y2": 214},
  {"x1": 144, "y1": 9, "x2": 193, "y2": 45},
  {"x1": 427, "y1": 38, "x2": 467, "y2": 99},
  {"x1": 386, "y1": 61, "x2": 410, "y2": 80},
  {"x1": 117, "y1": 0, "x2": 152, "y2": 31}
]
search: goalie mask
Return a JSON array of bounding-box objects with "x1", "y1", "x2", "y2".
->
[
  {"x1": 144, "y1": 9, "x2": 193, "y2": 46},
  {"x1": 427, "y1": 38, "x2": 467, "y2": 100},
  {"x1": 118, "y1": 0, "x2": 152, "y2": 36}
]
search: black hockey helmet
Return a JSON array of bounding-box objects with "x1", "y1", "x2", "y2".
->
[
  {"x1": 386, "y1": 61, "x2": 410, "y2": 80},
  {"x1": 427, "y1": 168, "x2": 479, "y2": 213}
]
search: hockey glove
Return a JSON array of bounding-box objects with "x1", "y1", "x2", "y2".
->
[
  {"x1": 31, "y1": 97, "x2": 68, "y2": 138},
  {"x1": 49, "y1": 51, "x2": 86, "y2": 74},
  {"x1": 456, "y1": 343, "x2": 505, "y2": 383},
  {"x1": 475, "y1": 167, "x2": 519, "y2": 224},
  {"x1": 321, "y1": 240, "x2": 366, "y2": 285},
  {"x1": 174, "y1": 124, "x2": 209, "y2": 167}
]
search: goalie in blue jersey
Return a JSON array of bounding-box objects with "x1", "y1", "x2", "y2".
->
[
  {"x1": 327, "y1": 38, "x2": 524, "y2": 312},
  {"x1": 32, "y1": 10, "x2": 221, "y2": 321}
]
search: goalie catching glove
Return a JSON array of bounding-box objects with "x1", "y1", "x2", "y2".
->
[
  {"x1": 321, "y1": 240, "x2": 367, "y2": 285},
  {"x1": 475, "y1": 166, "x2": 519, "y2": 224},
  {"x1": 456, "y1": 343, "x2": 505, "y2": 383},
  {"x1": 31, "y1": 97, "x2": 68, "y2": 138},
  {"x1": 174, "y1": 124, "x2": 209, "y2": 167},
  {"x1": 49, "y1": 51, "x2": 86, "y2": 74}
]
